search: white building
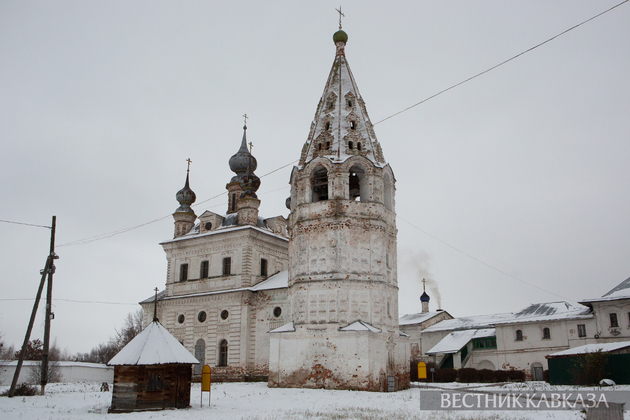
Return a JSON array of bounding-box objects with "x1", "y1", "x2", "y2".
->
[{"x1": 405, "y1": 277, "x2": 630, "y2": 381}]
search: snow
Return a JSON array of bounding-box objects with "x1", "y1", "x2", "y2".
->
[
  {"x1": 423, "y1": 301, "x2": 591, "y2": 333},
  {"x1": 399, "y1": 311, "x2": 446, "y2": 326},
  {"x1": 250, "y1": 270, "x2": 288, "y2": 291},
  {"x1": 548, "y1": 340, "x2": 630, "y2": 357},
  {"x1": 268, "y1": 321, "x2": 295, "y2": 333},
  {"x1": 107, "y1": 322, "x2": 198, "y2": 366},
  {"x1": 426, "y1": 328, "x2": 496, "y2": 355},
  {"x1": 338, "y1": 320, "x2": 381, "y2": 333},
  {"x1": 1, "y1": 381, "x2": 626, "y2": 419}
]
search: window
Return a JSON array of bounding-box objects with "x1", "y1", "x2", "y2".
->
[
  {"x1": 577, "y1": 324, "x2": 586, "y2": 337},
  {"x1": 218, "y1": 340, "x2": 228, "y2": 366},
  {"x1": 179, "y1": 264, "x2": 188, "y2": 282},
  {"x1": 542, "y1": 327, "x2": 551, "y2": 339},
  {"x1": 231, "y1": 193, "x2": 236, "y2": 212},
  {"x1": 325, "y1": 122, "x2": 330, "y2": 131},
  {"x1": 350, "y1": 120, "x2": 356, "y2": 130},
  {"x1": 204, "y1": 222, "x2": 212, "y2": 231},
  {"x1": 273, "y1": 306, "x2": 282, "y2": 318},
  {"x1": 198, "y1": 311, "x2": 206, "y2": 323},
  {"x1": 347, "y1": 99, "x2": 353, "y2": 107},
  {"x1": 326, "y1": 141, "x2": 330, "y2": 150},
  {"x1": 348, "y1": 141, "x2": 353, "y2": 150},
  {"x1": 473, "y1": 337, "x2": 497, "y2": 349},
  {"x1": 610, "y1": 313, "x2": 619, "y2": 328},
  {"x1": 194, "y1": 339, "x2": 205, "y2": 375},
  {"x1": 311, "y1": 167, "x2": 328, "y2": 202},
  {"x1": 318, "y1": 143, "x2": 323, "y2": 151},
  {"x1": 222, "y1": 257, "x2": 231, "y2": 276},
  {"x1": 260, "y1": 258, "x2": 268, "y2": 277},
  {"x1": 177, "y1": 314, "x2": 185, "y2": 324},
  {"x1": 200, "y1": 261, "x2": 209, "y2": 278},
  {"x1": 357, "y1": 142, "x2": 362, "y2": 151},
  {"x1": 220, "y1": 309, "x2": 229, "y2": 320},
  {"x1": 515, "y1": 330, "x2": 523, "y2": 341}
]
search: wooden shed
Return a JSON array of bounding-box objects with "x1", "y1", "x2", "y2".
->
[{"x1": 107, "y1": 321, "x2": 199, "y2": 413}]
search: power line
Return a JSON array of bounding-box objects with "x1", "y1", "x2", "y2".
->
[
  {"x1": 0, "y1": 219, "x2": 51, "y2": 229},
  {"x1": 396, "y1": 215, "x2": 575, "y2": 303},
  {"x1": 0, "y1": 297, "x2": 139, "y2": 306},
  {"x1": 373, "y1": 0, "x2": 630, "y2": 126}
]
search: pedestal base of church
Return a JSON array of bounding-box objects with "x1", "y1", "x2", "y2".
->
[{"x1": 268, "y1": 324, "x2": 409, "y2": 392}]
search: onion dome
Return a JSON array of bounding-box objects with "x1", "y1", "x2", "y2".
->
[
  {"x1": 229, "y1": 125, "x2": 257, "y2": 182},
  {"x1": 175, "y1": 171, "x2": 196, "y2": 213},
  {"x1": 333, "y1": 29, "x2": 348, "y2": 44},
  {"x1": 420, "y1": 291, "x2": 430, "y2": 303}
]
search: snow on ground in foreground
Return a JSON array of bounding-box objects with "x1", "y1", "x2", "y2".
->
[{"x1": 1, "y1": 381, "x2": 628, "y2": 420}]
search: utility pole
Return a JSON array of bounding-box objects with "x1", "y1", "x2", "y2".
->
[
  {"x1": 41, "y1": 215, "x2": 56, "y2": 395},
  {"x1": 8, "y1": 216, "x2": 57, "y2": 398}
]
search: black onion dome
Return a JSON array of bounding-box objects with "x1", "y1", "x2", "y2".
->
[
  {"x1": 229, "y1": 126, "x2": 257, "y2": 181},
  {"x1": 420, "y1": 291, "x2": 430, "y2": 302},
  {"x1": 175, "y1": 172, "x2": 196, "y2": 213}
]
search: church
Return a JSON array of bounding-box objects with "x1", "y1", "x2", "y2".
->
[{"x1": 140, "y1": 27, "x2": 410, "y2": 391}]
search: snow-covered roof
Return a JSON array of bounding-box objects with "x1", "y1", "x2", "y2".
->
[
  {"x1": 268, "y1": 321, "x2": 295, "y2": 333},
  {"x1": 339, "y1": 320, "x2": 381, "y2": 333},
  {"x1": 423, "y1": 301, "x2": 591, "y2": 333},
  {"x1": 547, "y1": 340, "x2": 630, "y2": 358},
  {"x1": 140, "y1": 270, "x2": 289, "y2": 304},
  {"x1": 161, "y1": 223, "x2": 288, "y2": 245},
  {"x1": 399, "y1": 311, "x2": 447, "y2": 326},
  {"x1": 426, "y1": 328, "x2": 496, "y2": 355},
  {"x1": 581, "y1": 276, "x2": 630, "y2": 303},
  {"x1": 108, "y1": 321, "x2": 199, "y2": 366},
  {"x1": 250, "y1": 270, "x2": 289, "y2": 291}
]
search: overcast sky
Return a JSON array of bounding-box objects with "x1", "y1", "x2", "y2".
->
[{"x1": 1, "y1": 1, "x2": 629, "y2": 355}]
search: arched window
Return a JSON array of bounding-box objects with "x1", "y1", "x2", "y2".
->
[
  {"x1": 194, "y1": 339, "x2": 205, "y2": 375},
  {"x1": 515, "y1": 329, "x2": 523, "y2": 341},
  {"x1": 348, "y1": 165, "x2": 366, "y2": 202},
  {"x1": 326, "y1": 141, "x2": 330, "y2": 150},
  {"x1": 311, "y1": 166, "x2": 328, "y2": 202},
  {"x1": 231, "y1": 193, "x2": 236, "y2": 212},
  {"x1": 325, "y1": 122, "x2": 330, "y2": 131},
  {"x1": 357, "y1": 142, "x2": 362, "y2": 151},
  {"x1": 348, "y1": 141, "x2": 353, "y2": 150},
  {"x1": 383, "y1": 173, "x2": 393, "y2": 210},
  {"x1": 218, "y1": 340, "x2": 228, "y2": 366},
  {"x1": 318, "y1": 143, "x2": 323, "y2": 151},
  {"x1": 350, "y1": 121, "x2": 356, "y2": 130},
  {"x1": 542, "y1": 328, "x2": 551, "y2": 339}
]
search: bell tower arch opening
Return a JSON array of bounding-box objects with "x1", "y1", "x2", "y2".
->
[
  {"x1": 348, "y1": 165, "x2": 367, "y2": 202},
  {"x1": 311, "y1": 166, "x2": 329, "y2": 202}
]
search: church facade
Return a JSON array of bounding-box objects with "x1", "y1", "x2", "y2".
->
[
  {"x1": 140, "y1": 127, "x2": 291, "y2": 382},
  {"x1": 141, "y1": 28, "x2": 410, "y2": 391}
]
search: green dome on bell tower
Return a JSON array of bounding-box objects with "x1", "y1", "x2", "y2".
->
[{"x1": 333, "y1": 29, "x2": 348, "y2": 44}]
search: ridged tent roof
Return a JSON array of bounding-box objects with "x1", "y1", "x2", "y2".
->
[
  {"x1": 299, "y1": 31, "x2": 386, "y2": 168},
  {"x1": 108, "y1": 321, "x2": 198, "y2": 366}
]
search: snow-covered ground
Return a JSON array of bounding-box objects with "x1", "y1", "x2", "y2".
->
[{"x1": 1, "y1": 381, "x2": 628, "y2": 420}]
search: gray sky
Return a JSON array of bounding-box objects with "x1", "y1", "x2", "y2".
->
[{"x1": 1, "y1": 1, "x2": 629, "y2": 355}]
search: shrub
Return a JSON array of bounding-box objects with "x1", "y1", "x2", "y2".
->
[
  {"x1": 458, "y1": 368, "x2": 480, "y2": 383},
  {"x1": 1, "y1": 383, "x2": 38, "y2": 396},
  {"x1": 435, "y1": 368, "x2": 457, "y2": 382}
]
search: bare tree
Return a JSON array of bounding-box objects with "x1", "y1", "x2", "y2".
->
[{"x1": 110, "y1": 309, "x2": 143, "y2": 352}]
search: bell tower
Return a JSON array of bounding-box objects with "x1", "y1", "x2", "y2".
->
[{"x1": 269, "y1": 26, "x2": 409, "y2": 392}]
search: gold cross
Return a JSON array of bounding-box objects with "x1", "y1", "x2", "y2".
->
[
  {"x1": 243, "y1": 113, "x2": 248, "y2": 126},
  {"x1": 249, "y1": 141, "x2": 253, "y2": 153},
  {"x1": 336, "y1": 6, "x2": 344, "y2": 30},
  {"x1": 186, "y1": 158, "x2": 192, "y2": 172}
]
